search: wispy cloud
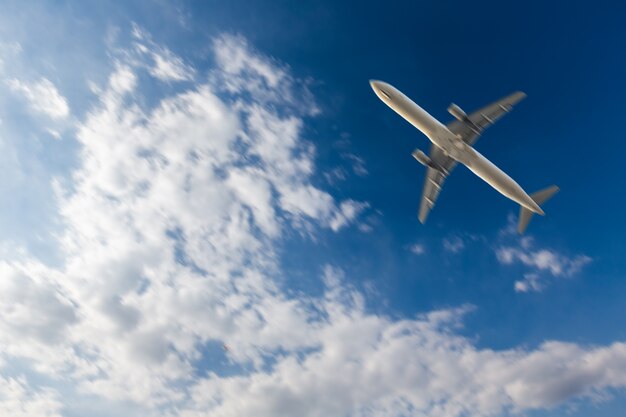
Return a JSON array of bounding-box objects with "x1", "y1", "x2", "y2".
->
[
  {"x1": 497, "y1": 245, "x2": 591, "y2": 277},
  {"x1": 330, "y1": 200, "x2": 370, "y2": 231},
  {"x1": 496, "y1": 220, "x2": 592, "y2": 292},
  {"x1": 213, "y1": 34, "x2": 319, "y2": 116},
  {"x1": 443, "y1": 236, "x2": 465, "y2": 253},
  {"x1": 341, "y1": 152, "x2": 369, "y2": 177},
  {"x1": 131, "y1": 23, "x2": 195, "y2": 82},
  {"x1": 7, "y1": 77, "x2": 69, "y2": 119},
  {"x1": 409, "y1": 243, "x2": 425, "y2": 255}
]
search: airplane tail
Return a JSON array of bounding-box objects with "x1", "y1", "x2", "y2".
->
[{"x1": 517, "y1": 185, "x2": 559, "y2": 234}]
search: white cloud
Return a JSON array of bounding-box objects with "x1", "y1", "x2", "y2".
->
[
  {"x1": 46, "y1": 128, "x2": 62, "y2": 140},
  {"x1": 109, "y1": 64, "x2": 136, "y2": 93},
  {"x1": 443, "y1": 236, "x2": 465, "y2": 253},
  {"x1": 514, "y1": 273, "x2": 543, "y2": 293},
  {"x1": 0, "y1": 375, "x2": 63, "y2": 417},
  {"x1": 496, "y1": 242, "x2": 592, "y2": 292},
  {"x1": 7, "y1": 78, "x2": 69, "y2": 119},
  {"x1": 330, "y1": 200, "x2": 370, "y2": 231},
  {"x1": 183, "y1": 304, "x2": 626, "y2": 417},
  {"x1": 0, "y1": 262, "x2": 77, "y2": 346},
  {"x1": 131, "y1": 24, "x2": 195, "y2": 82},
  {"x1": 212, "y1": 34, "x2": 319, "y2": 116},
  {"x1": 323, "y1": 166, "x2": 348, "y2": 184},
  {"x1": 342, "y1": 152, "x2": 368, "y2": 177},
  {"x1": 495, "y1": 218, "x2": 592, "y2": 292},
  {"x1": 409, "y1": 243, "x2": 425, "y2": 255},
  {"x1": 214, "y1": 35, "x2": 285, "y2": 88},
  {"x1": 0, "y1": 29, "x2": 622, "y2": 417},
  {"x1": 149, "y1": 49, "x2": 195, "y2": 82}
]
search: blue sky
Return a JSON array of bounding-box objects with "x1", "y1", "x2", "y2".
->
[{"x1": 0, "y1": 1, "x2": 625, "y2": 416}]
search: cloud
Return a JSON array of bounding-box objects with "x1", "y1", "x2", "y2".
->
[
  {"x1": 183, "y1": 304, "x2": 626, "y2": 417},
  {"x1": 149, "y1": 49, "x2": 194, "y2": 81},
  {"x1": 0, "y1": 30, "x2": 367, "y2": 413},
  {"x1": 409, "y1": 243, "x2": 425, "y2": 255},
  {"x1": 7, "y1": 77, "x2": 69, "y2": 119},
  {"x1": 212, "y1": 34, "x2": 319, "y2": 116},
  {"x1": 131, "y1": 23, "x2": 195, "y2": 82},
  {"x1": 496, "y1": 237, "x2": 592, "y2": 292},
  {"x1": 0, "y1": 262, "x2": 77, "y2": 346},
  {"x1": 0, "y1": 27, "x2": 622, "y2": 417},
  {"x1": 330, "y1": 200, "x2": 370, "y2": 232},
  {"x1": 514, "y1": 273, "x2": 543, "y2": 293},
  {"x1": 0, "y1": 375, "x2": 63, "y2": 417},
  {"x1": 323, "y1": 167, "x2": 348, "y2": 184},
  {"x1": 342, "y1": 152, "x2": 368, "y2": 177},
  {"x1": 497, "y1": 247, "x2": 591, "y2": 276},
  {"x1": 494, "y1": 217, "x2": 592, "y2": 292},
  {"x1": 443, "y1": 236, "x2": 465, "y2": 253}
]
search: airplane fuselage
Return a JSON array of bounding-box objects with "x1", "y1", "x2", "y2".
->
[{"x1": 370, "y1": 80, "x2": 543, "y2": 215}]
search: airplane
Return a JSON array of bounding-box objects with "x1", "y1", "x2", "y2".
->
[{"x1": 369, "y1": 80, "x2": 558, "y2": 233}]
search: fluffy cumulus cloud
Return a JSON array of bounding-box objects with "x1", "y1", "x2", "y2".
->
[
  {"x1": 183, "y1": 310, "x2": 626, "y2": 417},
  {"x1": 0, "y1": 29, "x2": 624, "y2": 417}
]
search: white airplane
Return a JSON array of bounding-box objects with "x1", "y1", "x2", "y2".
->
[{"x1": 370, "y1": 80, "x2": 558, "y2": 233}]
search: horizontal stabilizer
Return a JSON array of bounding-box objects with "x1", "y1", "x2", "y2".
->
[{"x1": 518, "y1": 185, "x2": 559, "y2": 234}]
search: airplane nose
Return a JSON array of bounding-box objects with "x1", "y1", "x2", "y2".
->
[
  {"x1": 369, "y1": 79, "x2": 382, "y2": 91},
  {"x1": 369, "y1": 80, "x2": 392, "y2": 100}
]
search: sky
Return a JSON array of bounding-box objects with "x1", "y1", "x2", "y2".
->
[{"x1": 0, "y1": 1, "x2": 625, "y2": 416}]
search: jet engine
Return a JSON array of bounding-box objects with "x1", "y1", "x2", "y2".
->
[
  {"x1": 411, "y1": 149, "x2": 432, "y2": 167},
  {"x1": 447, "y1": 103, "x2": 467, "y2": 121},
  {"x1": 412, "y1": 149, "x2": 448, "y2": 174}
]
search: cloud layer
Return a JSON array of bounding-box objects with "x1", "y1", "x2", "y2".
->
[{"x1": 0, "y1": 29, "x2": 622, "y2": 417}]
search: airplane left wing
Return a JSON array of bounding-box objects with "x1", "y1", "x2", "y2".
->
[{"x1": 418, "y1": 145, "x2": 457, "y2": 223}]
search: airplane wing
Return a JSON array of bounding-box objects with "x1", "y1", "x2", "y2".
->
[
  {"x1": 418, "y1": 91, "x2": 526, "y2": 223},
  {"x1": 446, "y1": 91, "x2": 527, "y2": 145},
  {"x1": 418, "y1": 145, "x2": 457, "y2": 223}
]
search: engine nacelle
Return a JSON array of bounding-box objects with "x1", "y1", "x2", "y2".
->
[
  {"x1": 411, "y1": 149, "x2": 432, "y2": 167},
  {"x1": 412, "y1": 149, "x2": 448, "y2": 174},
  {"x1": 447, "y1": 103, "x2": 467, "y2": 122}
]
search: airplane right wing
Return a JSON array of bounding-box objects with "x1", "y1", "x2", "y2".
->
[
  {"x1": 418, "y1": 145, "x2": 457, "y2": 223},
  {"x1": 447, "y1": 91, "x2": 527, "y2": 145}
]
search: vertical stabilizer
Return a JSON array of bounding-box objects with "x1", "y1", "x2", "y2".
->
[{"x1": 517, "y1": 185, "x2": 559, "y2": 233}]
